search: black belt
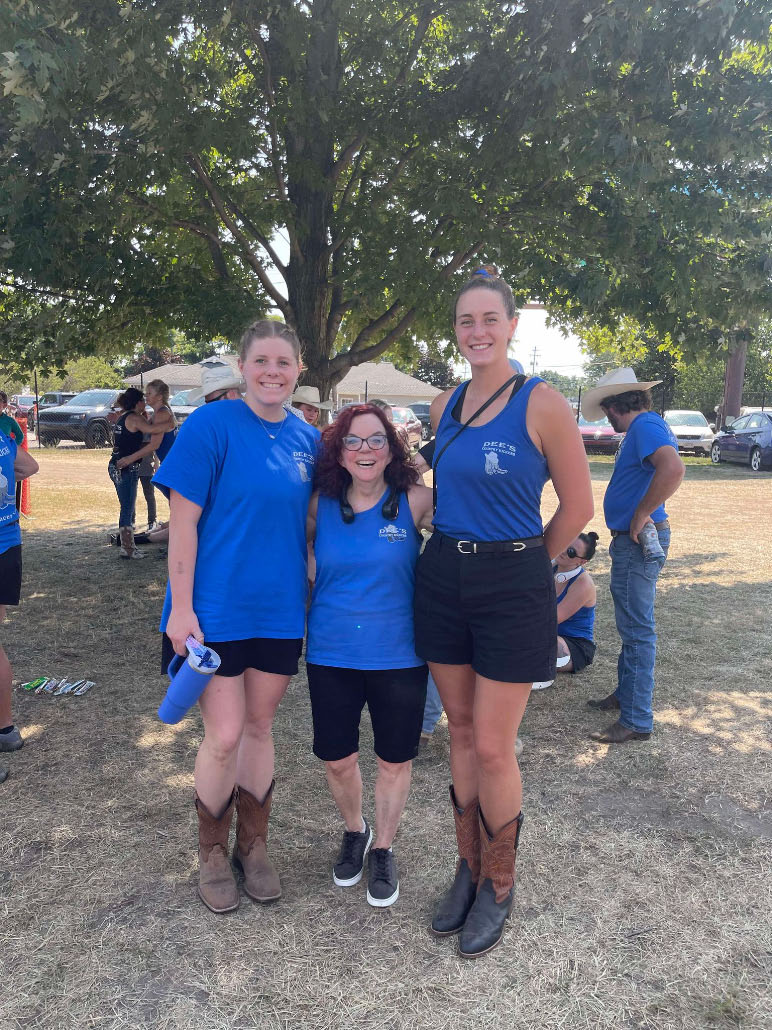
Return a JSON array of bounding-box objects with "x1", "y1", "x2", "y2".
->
[
  {"x1": 610, "y1": 519, "x2": 670, "y2": 538},
  {"x1": 434, "y1": 532, "x2": 544, "y2": 555}
]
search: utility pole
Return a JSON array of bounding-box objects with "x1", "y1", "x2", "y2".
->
[{"x1": 530, "y1": 347, "x2": 539, "y2": 375}]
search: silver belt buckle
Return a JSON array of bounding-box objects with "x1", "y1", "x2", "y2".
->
[
  {"x1": 457, "y1": 540, "x2": 476, "y2": 554},
  {"x1": 511, "y1": 541, "x2": 526, "y2": 552}
]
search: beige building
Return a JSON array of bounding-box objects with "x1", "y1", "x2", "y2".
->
[{"x1": 333, "y1": 362, "x2": 441, "y2": 408}]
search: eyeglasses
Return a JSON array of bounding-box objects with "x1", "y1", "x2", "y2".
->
[
  {"x1": 205, "y1": 390, "x2": 230, "y2": 404},
  {"x1": 342, "y1": 433, "x2": 388, "y2": 452},
  {"x1": 566, "y1": 546, "x2": 585, "y2": 560}
]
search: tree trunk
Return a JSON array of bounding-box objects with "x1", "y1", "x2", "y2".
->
[{"x1": 719, "y1": 332, "x2": 749, "y2": 425}]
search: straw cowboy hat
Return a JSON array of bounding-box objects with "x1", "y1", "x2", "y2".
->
[
  {"x1": 188, "y1": 364, "x2": 245, "y2": 403},
  {"x1": 581, "y1": 367, "x2": 662, "y2": 422},
  {"x1": 291, "y1": 386, "x2": 333, "y2": 410}
]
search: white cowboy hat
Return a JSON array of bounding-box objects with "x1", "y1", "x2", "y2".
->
[
  {"x1": 291, "y1": 385, "x2": 333, "y2": 410},
  {"x1": 581, "y1": 367, "x2": 662, "y2": 422},
  {"x1": 188, "y1": 364, "x2": 244, "y2": 403}
]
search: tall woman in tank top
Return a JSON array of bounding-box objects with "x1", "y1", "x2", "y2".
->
[
  {"x1": 108, "y1": 388, "x2": 163, "y2": 559},
  {"x1": 415, "y1": 267, "x2": 593, "y2": 957},
  {"x1": 306, "y1": 405, "x2": 434, "y2": 909},
  {"x1": 155, "y1": 320, "x2": 319, "y2": 915}
]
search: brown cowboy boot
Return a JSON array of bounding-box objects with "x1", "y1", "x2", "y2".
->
[
  {"x1": 430, "y1": 785, "x2": 480, "y2": 937},
  {"x1": 196, "y1": 790, "x2": 239, "y2": 913},
  {"x1": 232, "y1": 781, "x2": 281, "y2": 902},
  {"x1": 458, "y1": 809, "x2": 524, "y2": 958}
]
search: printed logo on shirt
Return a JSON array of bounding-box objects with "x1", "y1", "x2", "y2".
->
[
  {"x1": 0, "y1": 467, "x2": 12, "y2": 509},
  {"x1": 482, "y1": 440, "x2": 516, "y2": 476},
  {"x1": 293, "y1": 449, "x2": 315, "y2": 482},
  {"x1": 379, "y1": 524, "x2": 407, "y2": 542}
]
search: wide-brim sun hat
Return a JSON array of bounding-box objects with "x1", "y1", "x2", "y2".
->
[
  {"x1": 292, "y1": 385, "x2": 333, "y2": 410},
  {"x1": 188, "y1": 364, "x2": 245, "y2": 403},
  {"x1": 581, "y1": 367, "x2": 662, "y2": 422}
]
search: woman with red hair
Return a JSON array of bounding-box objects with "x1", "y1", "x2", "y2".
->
[{"x1": 306, "y1": 404, "x2": 433, "y2": 908}]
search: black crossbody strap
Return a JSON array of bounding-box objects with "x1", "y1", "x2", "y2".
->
[{"x1": 432, "y1": 373, "x2": 526, "y2": 513}]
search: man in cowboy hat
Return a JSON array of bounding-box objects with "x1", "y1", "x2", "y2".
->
[
  {"x1": 188, "y1": 364, "x2": 245, "y2": 405},
  {"x1": 291, "y1": 386, "x2": 333, "y2": 427},
  {"x1": 581, "y1": 368, "x2": 684, "y2": 744}
]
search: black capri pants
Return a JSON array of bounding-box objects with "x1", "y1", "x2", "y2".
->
[
  {"x1": 307, "y1": 663, "x2": 428, "y2": 764},
  {"x1": 414, "y1": 532, "x2": 557, "y2": 683}
]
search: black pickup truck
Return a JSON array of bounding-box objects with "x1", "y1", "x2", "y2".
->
[{"x1": 37, "y1": 389, "x2": 119, "y2": 448}]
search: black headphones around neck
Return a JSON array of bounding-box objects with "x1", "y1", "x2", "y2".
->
[{"x1": 339, "y1": 485, "x2": 399, "y2": 524}]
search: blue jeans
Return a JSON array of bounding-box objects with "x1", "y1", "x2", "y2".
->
[
  {"x1": 422, "y1": 671, "x2": 444, "y2": 735},
  {"x1": 109, "y1": 464, "x2": 140, "y2": 529},
  {"x1": 609, "y1": 528, "x2": 670, "y2": 733}
]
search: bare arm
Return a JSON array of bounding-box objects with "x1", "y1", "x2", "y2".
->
[
  {"x1": 148, "y1": 406, "x2": 176, "y2": 433},
  {"x1": 528, "y1": 385, "x2": 594, "y2": 560},
  {"x1": 166, "y1": 491, "x2": 204, "y2": 655},
  {"x1": 556, "y1": 574, "x2": 596, "y2": 623},
  {"x1": 116, "y1": 413, "x2": 164, "y2": 468},
  {"x1": 306, "y1": 492, "x2": 319, "y2": 585},
  {"x1": 429, "y1": 388, "x2": 455, "y2": 435},
  {"x1": 407, "y1": 482, "x2": 434, "y2": 532},
  {"x1": 14, "y1": 447, "x2": 39, "y2": 481},
  {"x1": 628, "y1": 445, "x2": 685, "y2": 542}
]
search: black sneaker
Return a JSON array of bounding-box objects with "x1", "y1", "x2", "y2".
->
[
  {"x1": 367, "y1": 847, "x2": 399, "y2": 908},
  {"x1": 333, "y1": 819, "x2": 373, "y2": 887}
]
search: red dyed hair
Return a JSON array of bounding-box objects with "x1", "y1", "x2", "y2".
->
[{"x1": 315, "y1": 404, "x2": 419, "y2": 498}]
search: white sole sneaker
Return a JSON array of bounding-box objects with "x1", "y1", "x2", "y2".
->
[
  {"x1": 367, "y1": 882, "x2": 399, "y2": 908},
  {"x1": 531, "y1": 680, "x2": 554, "y2": 690},
  {"x1": 332, "y1": 823, "x2": 373, "y2": 886}
]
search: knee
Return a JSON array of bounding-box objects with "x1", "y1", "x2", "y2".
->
[
  {"x1": 326, "y1": 753, "x2": 359, "y2": 779},
  {"x1": 445, "y1": 710, "x2": 474, "y2": 747},
  {"x1": 375, "y1": 756, "x2": 410, "y2": 782},
  {"x1": 474, "y1": 736, "x2": 516, "y2": 778},
  {"x1": 241, "y1": 717, "x2": 275, "y2": 746},
  {"x1": 203, "y1": 724, "x2": 243, "y2": 763}
]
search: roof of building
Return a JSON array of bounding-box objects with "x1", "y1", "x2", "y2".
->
[
  {"x1": 335, "y1": 362, "x2": 442, "y2": 399},
  {"x1": 124, "y1": 355, "x2": 239, "y2": 387}
]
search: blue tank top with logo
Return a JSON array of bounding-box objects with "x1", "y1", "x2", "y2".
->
[
  {"x1": 433, "y1": 376, "x2": 548, "y2": 541},
  {"x1": 155, "y1": 406, "x2": 178, "y2": 463},
  {"x1": 0, "y1": 430, "x2": 21, "y2": 556},
  {"x1": 556, "y1": 569, "x2": 595, "y2": 642},
  {"x1": 307, "y1": 489, "x2": 424, "y2": 670}
]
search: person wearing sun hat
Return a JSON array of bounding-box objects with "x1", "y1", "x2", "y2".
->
[
  {"x1": 581, "y1": 368, "x2": 684, "y2": 745},
  {"x1": 291, "y1": 385, "x2": 333, "y2": 426},
  {"x1": 187, "y1": 364, "x2": 245, "y2": 405}
]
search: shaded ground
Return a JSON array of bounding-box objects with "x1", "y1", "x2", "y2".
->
[{"x1": 1, "y1": 450, "x2": 771, "y2": 1029}]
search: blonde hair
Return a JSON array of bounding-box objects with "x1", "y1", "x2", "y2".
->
[
  {"x1": 239, "y1": 319, "x2": 301, "y2": 363},
  {"x1": 146, "y1": 379, "x2": 169, "y2": 405}
]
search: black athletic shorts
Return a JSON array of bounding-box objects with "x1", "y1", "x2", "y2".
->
[
  {"x1": 0, "y1": 544, "x2": 22, "y2": 606},
  {"x1": 561, "y1": 635, "x2": 596, "y2": 674},
  {"x1": 306, "y1": 663, "x2": 428, "y2": 764},
  {"x1": 414, "y1": 532, "x2": 557, "y2": 683},
  {"x1": 161, "y1": 633, "x2": 302, "y2": 679}
]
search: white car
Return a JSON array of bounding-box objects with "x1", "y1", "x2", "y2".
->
[{"x1": 664, "y1": 410, "x2": 715, "y2": 456}]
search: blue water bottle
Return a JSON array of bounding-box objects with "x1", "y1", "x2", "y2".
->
[{"x1": 158, "y1": 636, "x2": 221, "y2": 724}]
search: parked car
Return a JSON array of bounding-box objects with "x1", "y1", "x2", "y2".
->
[
  {"x1": 577, "y1": 415, "x2": 623, "y2": 455},
  {"x1": 664, "y1": 410, "x2": 715, "y2": 457},
  {"x1": 711, "y1": 411, "x2": 772, "y2": 472},
  {"x1": 391, "y1": 406, "x2": 423, "y2": 450},
  {"x1": 9, "y1": 394, "x2": 36, "y2": 422},
  {"x1": 28, "y1": 391, "x2": 78, "y2": 432},
  {"x1": 169, "y1": 388, "x2": 205, "y2": 425},
  {"x1": 409, "y1": 402, "x2": 433, "y2": 441},
  {"x1": 37, "y1": 389, "x2": 119, "y2": 448}
]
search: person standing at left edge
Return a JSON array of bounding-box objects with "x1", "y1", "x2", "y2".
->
[
  {"x1": 582, "y1": 368, "x2": 684, "y2": 744},
  {"x1": 155, "y1": 320, "x2": 319, "y2": 914}
]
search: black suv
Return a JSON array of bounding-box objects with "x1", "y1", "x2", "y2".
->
[
  {"x1": 409, "y1": 402, "x2": 432, "y2": 441},
  {"x1": 37, "y1": 389, "x2": 119, "y2": 448},
  {"x1": 28, "y1": 391, "x2": 77, "y2": 432}
]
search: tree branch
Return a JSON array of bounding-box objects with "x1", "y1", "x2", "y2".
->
[
  {"x1": 396, "y1": 4, "x2": 438, "y2": 85},
  {"x1": 329, "y1": 307, "x2": 419, "y2": 373},
  {"x1": 186, "y1": 153, "x2": 291, "y2": 317},
  {"x1": 240, "y1": 34, "x2": 289, "y2": 209}
]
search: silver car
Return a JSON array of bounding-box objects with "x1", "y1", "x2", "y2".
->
[{"x1": 664, "y1": 410, "x2": 715, "y2": 456}]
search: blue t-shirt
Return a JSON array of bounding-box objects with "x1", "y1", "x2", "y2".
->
[
  {"x1": 0, "y1": 431, "x2": 21, "y2": 556},
  {"x1": 433, "y1": 377, "x2": 548, "y2": 541},
  {"x1": 307, "y1": 489, "x2": 424, "y2": 669},
  {"x1": 604, "y1": 411, "x2": 678, "y2": 531},
  {"x1": 154, "y1": 400, "x2": 319, "y2": 641}
]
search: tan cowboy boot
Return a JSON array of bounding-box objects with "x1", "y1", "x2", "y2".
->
[
  {"x1": 232, "y1": 781, "x2": 281, "y2": 902},
  {"x1": 195, "y1": 790, "x2": 239, "y2": 913},
  {"x1": 458, "y1": 808, "x2": 524, "y2": 958},
  {"x1": 430, "y1": 785, "x2": 481, "y2": 936}
]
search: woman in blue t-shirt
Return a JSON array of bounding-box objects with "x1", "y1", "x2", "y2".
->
[
  {"x1": 415, "y1": 266, "x2": 594, "y2": 958},
  {"x1": 154, "y1": 320, "x2": 319, "y2": 915},
  {"x1": 306, "y1": 405, "x2": 434, "y2": 909}
]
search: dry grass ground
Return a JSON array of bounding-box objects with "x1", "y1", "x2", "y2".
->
[{"x1": 1, "y1": 446, "x2": 771, "y2": 1030}]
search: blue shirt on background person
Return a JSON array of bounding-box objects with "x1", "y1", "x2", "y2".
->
[{"x1": 604, "y1": 413, "x2": 679, "y2": 530}]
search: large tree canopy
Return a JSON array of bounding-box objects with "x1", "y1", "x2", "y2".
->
[{"x1": 1, "y1": 1, "x2": 772, "y2": 393}]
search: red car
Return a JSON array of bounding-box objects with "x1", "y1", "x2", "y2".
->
[{"x1": 578, "y1": 415, "x2": 623, "y2": 455}]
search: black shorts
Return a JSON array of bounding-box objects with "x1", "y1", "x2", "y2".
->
[
  {"x1": 0, "y1": 544, "x2": 22, "y2": 606},
  {"x1": 561, "y1": 635, "x2": 596, "y2": 674},
  {"x1": 414, "y1": 532, "x2": 557, "y2": 683},
  {"x1": 161, "y1": 633, "x2": 302, "y2": 679},
  {"x1": 306, "y1": 663, "x2": 428, "y2": 764}
]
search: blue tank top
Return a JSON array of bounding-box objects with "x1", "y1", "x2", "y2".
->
[
  {"x1": 0, "y1": 430, "x2": 21, "y2": 556},
  {"x1": 307, "y1": 489, "x2": 424, "y2": 670},
  {"x1": 433, "y1": 377, "x2": 548, "y2": 541},
  {"x1": 154, "y1": 406, "x2": 177, "y2": 463},
  {"x1": 557, "y1": 569, "x2": 595, "y2": 642}
]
